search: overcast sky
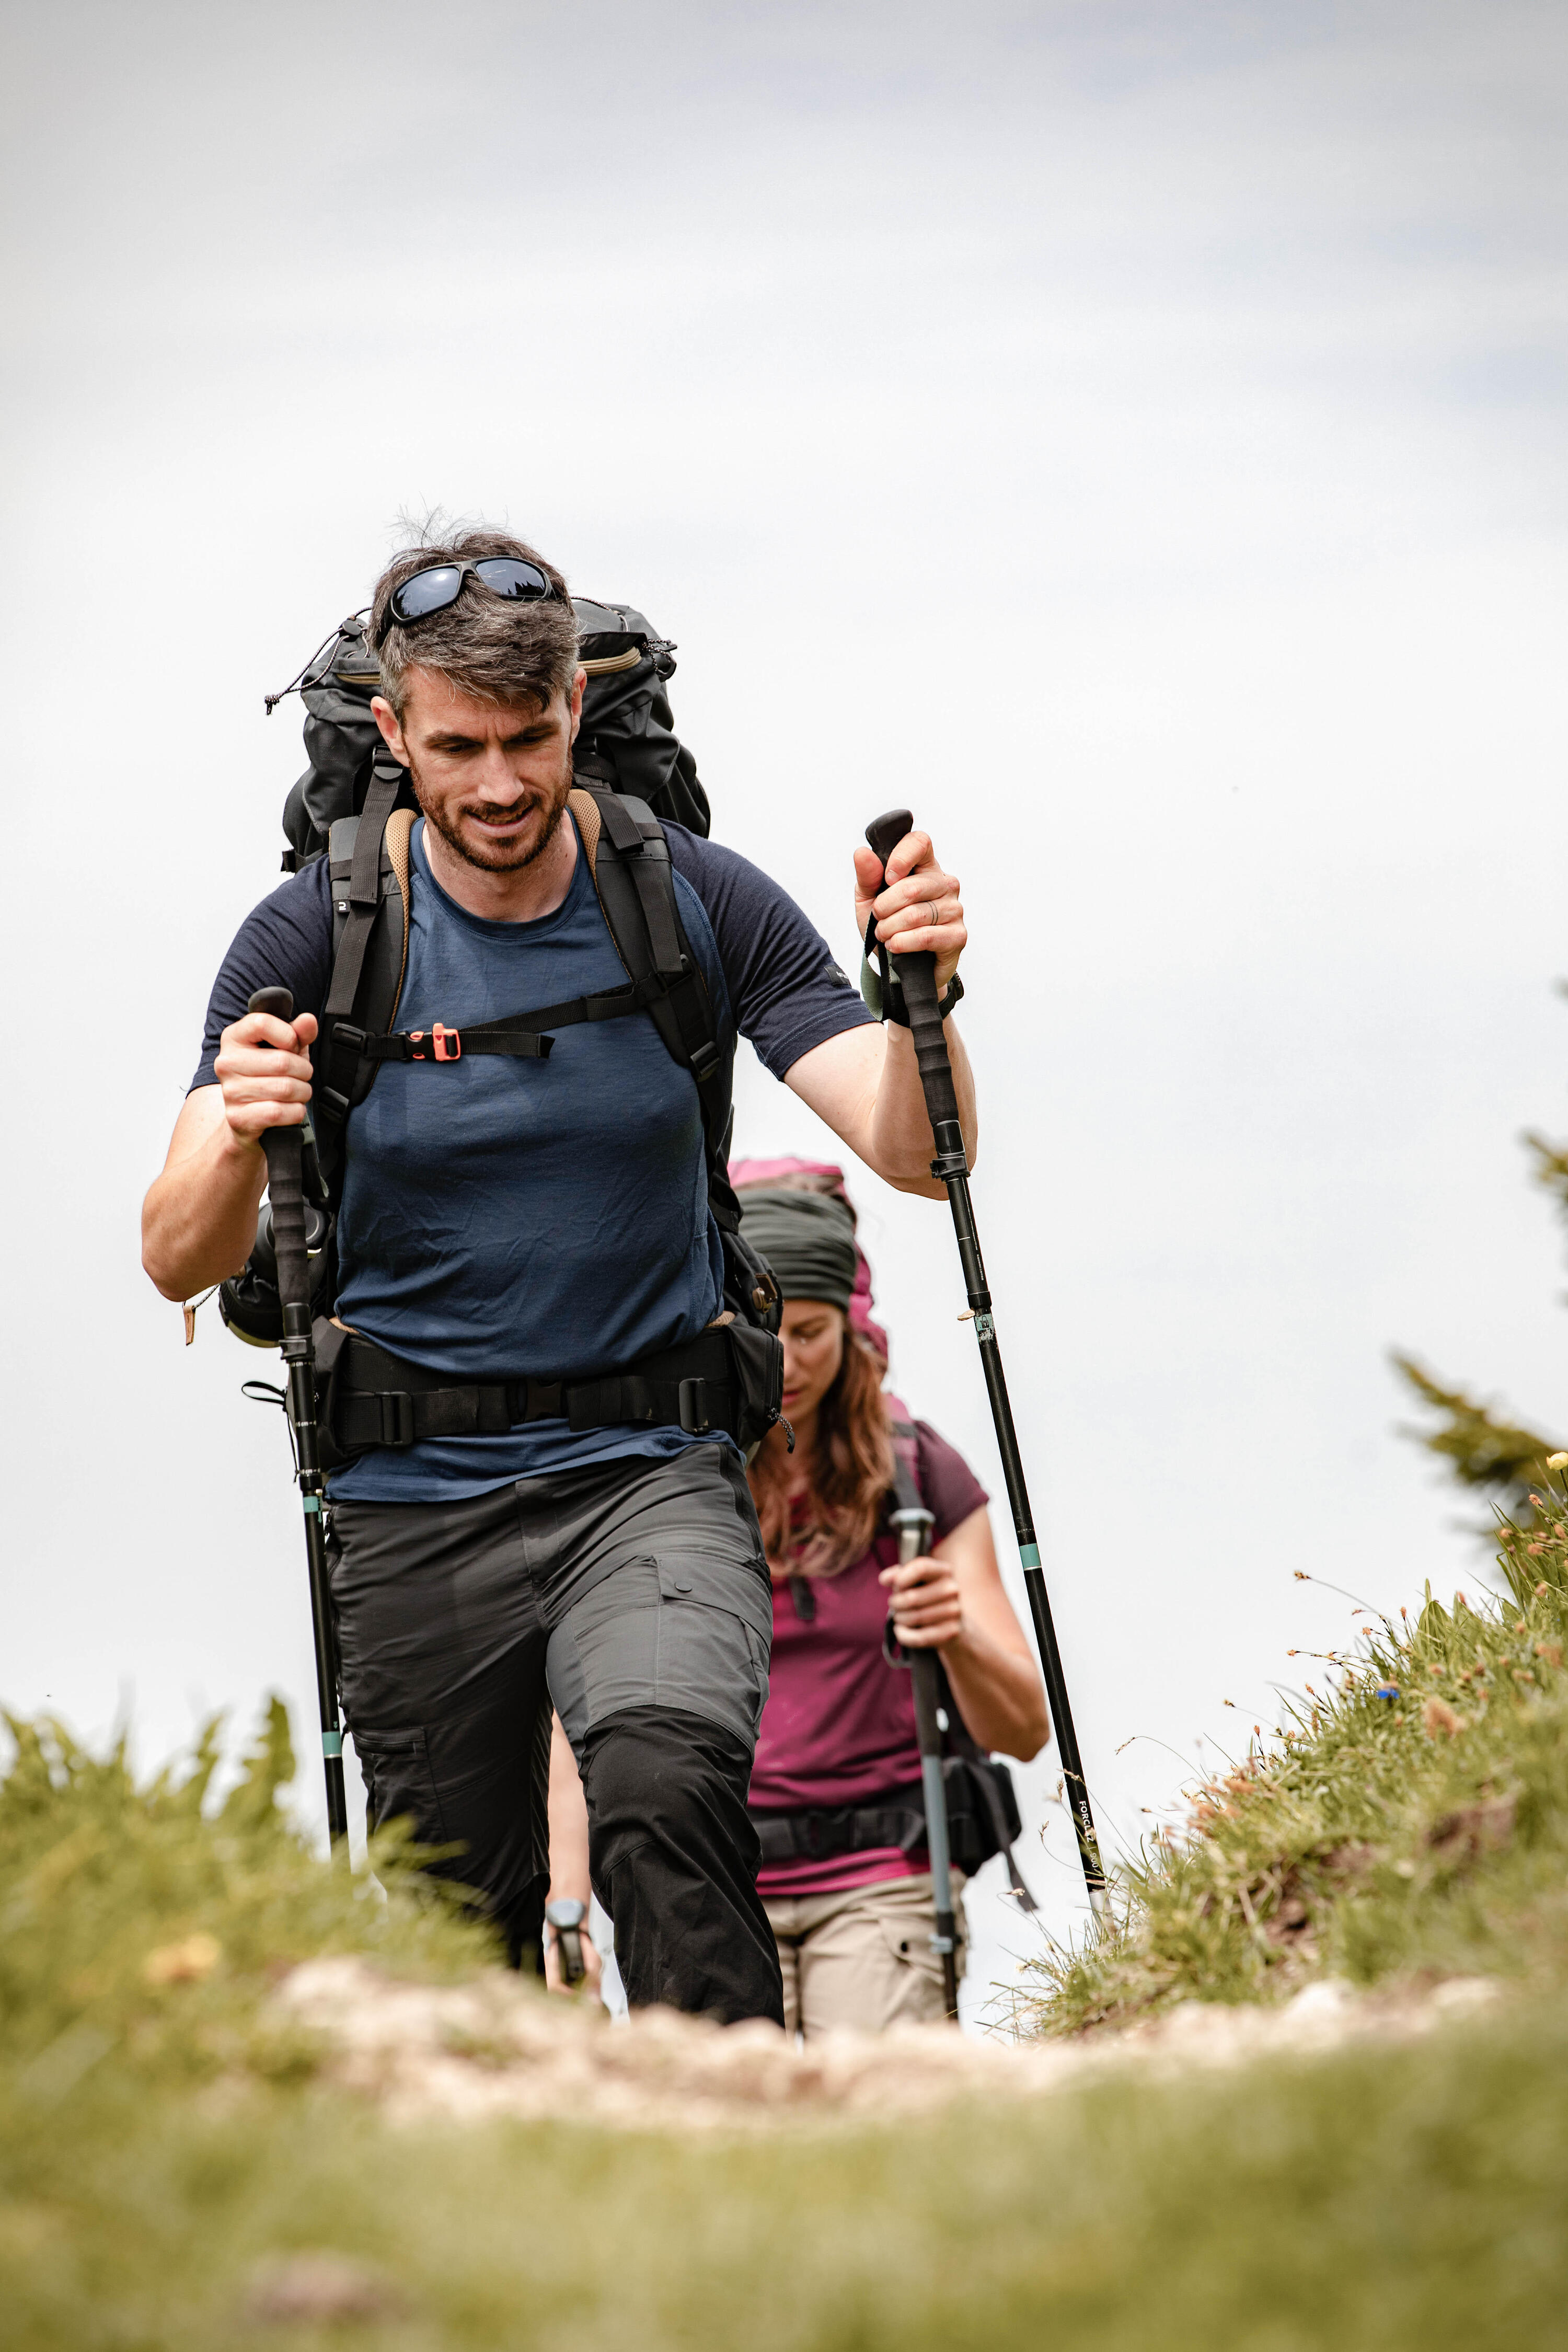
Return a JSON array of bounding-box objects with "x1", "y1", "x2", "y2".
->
[{"x1": 4, "y1": 0, "x2": 1566, "y2": 2021}]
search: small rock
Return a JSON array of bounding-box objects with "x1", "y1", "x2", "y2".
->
[{"x1": 243, "y1": 2251, "x2": 403, "y2": 2326}]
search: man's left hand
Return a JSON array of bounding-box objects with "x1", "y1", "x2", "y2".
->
[{"x1": 851, "y1": 827, "x2": 967, "y2": 993}]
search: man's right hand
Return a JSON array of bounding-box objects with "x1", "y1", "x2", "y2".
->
[{"x1": 212, "y1": 1007, "x2": 319, "y2": 1152}]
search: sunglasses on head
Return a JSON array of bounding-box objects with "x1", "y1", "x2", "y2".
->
[{"x1": 373, "y1": 557, "x2": 558, "y2": 646}]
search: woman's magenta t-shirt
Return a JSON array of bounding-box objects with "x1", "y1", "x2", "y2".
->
[{"x1": 749, "y1": 1419, "x2": 988, "y2": 1899}]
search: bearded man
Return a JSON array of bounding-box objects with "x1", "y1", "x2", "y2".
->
[{"x1": 142, "y1": 527, "x2": 975, "y2": 2024}]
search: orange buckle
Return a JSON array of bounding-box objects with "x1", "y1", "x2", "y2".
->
[{"x1": 407, "y1": 1025, "x2": 462, "y2": 1063}]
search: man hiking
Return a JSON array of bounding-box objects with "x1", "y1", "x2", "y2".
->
[{"x1": 141, "y1": 526, "x2": 975, "y2": 2025}]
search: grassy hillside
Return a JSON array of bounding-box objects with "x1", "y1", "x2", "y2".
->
[
  {"x1": 7, "y1": 1491, "x2": 1568, "y2": 2350},
  {"x1": 1025, "y1": 1475, "x2": 1568, "y2": 2038}
]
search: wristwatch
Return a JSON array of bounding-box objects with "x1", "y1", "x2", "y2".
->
[{"x1": 545, "y1": 1896, "x2": 587, "y2": 1986}]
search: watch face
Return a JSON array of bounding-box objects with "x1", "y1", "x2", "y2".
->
[{"x1": 546, "y1": 1898, "x2": 587, "y2": 1930}]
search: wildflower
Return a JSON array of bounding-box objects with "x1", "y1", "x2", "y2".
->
[
  {"x1": 1549, "y1": 1454, "x2": 1568, "y2": 1470},
  {"x1": 1376, "y1": 1684, "x2": 1399, "y2": 1701},
  {"x1": 1536, "y1": 1583, "x2": 1551, "y2": 1598},
  {"x1": 1422, "y1": 1696, "x2": 1463, "y2": 1738}
]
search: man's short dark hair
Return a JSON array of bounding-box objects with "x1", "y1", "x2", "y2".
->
[{"x1": 372, "y1": 526, "x2": 580, "y2": 722}]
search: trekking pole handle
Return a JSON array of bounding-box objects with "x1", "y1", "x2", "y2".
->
[
  {"x1": 246, "y1": 987, "x2": 310, "y2": 1320},
  {"x1": 863, "y1": 811, "x2": 963, "y2": 1143}
]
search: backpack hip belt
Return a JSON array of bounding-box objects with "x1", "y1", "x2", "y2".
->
[
  {"x1": 750, "y1": 1756, "x2": 1021, "y2": 1879},
  {"x1": 751, "y1": 1783, "x2": 931, "y2": 1866},
  {"x1": 316, "y1": 1318, "x2": 783, "y2": 1463}
]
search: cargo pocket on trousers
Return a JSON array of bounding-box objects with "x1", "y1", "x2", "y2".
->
[
  {"x1": 879, "y1": 1879, "x2": 967, "y2": 1974},
  {"x1": 351, "y1": 1723, "x2": 444, "y2": 1844},
  {"x1": 654, "y1": 1556, "x2": 773, "y2": 1746}
]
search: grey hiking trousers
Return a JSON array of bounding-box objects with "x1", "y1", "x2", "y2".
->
[{"x1": 325, "y1": 1445, "x2": 785, "y2": 2024}]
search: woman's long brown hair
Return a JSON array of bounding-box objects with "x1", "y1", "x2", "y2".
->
[{"x1": 749, "y1": 1328, "x2": 896, "y2": 1578}]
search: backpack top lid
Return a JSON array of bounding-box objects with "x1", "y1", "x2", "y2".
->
[
  {"x1": 570, "y1": 598, "x2": 710, "y2": 839},
  {"x1": 278, "y1": 596, "x2": 710, "y2": 871}
]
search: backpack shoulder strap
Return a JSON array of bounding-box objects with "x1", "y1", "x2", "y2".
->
[
  {"x1": 383, "y1": 806, "x2": 414, "y2": 1021},
  {"x1": 570, "y1": 783, "x2": 777, "y2": 1317},
  {"x1": 889, "y1": 1411, "x2": 926, "y2": 1524},
  {"x1": 567, "y1": 785, "x2": 602, "y2": 873},
  {"x1": 572, "y1": 784, "x2": 724, "y2": 1096},
  {"x1": 314, "y1": 780, "x2": 410, "y2": 1144},
  {"x1": 884, "y1": 1412, "x2": 985, "y2": 1767},
  {"x1": 885, "y1": 1411, "x2": 926, "y2": 1519}
]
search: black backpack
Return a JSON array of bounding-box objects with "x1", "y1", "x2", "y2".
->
[
  {"x1": 222, "y1": 601, "x2": 777, "y2": 1397},
  {"x1": 274, "y1": 597, "x2": 710, "y2": 872}
]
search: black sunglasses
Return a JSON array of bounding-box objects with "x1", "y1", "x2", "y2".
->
[{"x1": 373, "y1": 557, "x2": 557, "y2": 646}]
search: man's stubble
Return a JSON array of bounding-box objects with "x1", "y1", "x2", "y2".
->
[{"x1": 409, "y1": 756, "x2": 572, "y2": 875}]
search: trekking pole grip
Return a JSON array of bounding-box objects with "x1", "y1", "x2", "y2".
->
[
  {"x1": 247, "y1": 987, "x2": 310, "y2": 1320},
  {"x1": 864, "y1": 811, "x2": 964, "y2": 1149}
]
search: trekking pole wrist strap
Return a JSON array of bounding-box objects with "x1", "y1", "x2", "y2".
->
[{"x1": 859, "y1": 911, "x2": 964, "y2": 1029}]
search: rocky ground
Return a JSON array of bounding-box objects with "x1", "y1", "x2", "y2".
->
[{"x1": 274, "y1": 1954, "x2": 1502, "y2": 2134}]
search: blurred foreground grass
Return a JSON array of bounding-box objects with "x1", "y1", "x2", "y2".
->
[{"x1": 7, "y1": 1516, "x2": 1568, "y2": 2348}]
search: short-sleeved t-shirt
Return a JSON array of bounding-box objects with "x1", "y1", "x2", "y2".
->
[
  {"x1": 192, "y1": 812, "x2": 872, "y2": 1500},
  {"x1": 748, "y1": 1419, "x2": 989, "y2": 1899}
]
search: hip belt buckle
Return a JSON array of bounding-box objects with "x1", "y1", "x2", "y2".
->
[
  {"x1": 678, "y1": 1376, "x2": 711, "y2": 1434},
  {"x1": 376, "y1": 1391, "x2": 416, "y2": 1446}
]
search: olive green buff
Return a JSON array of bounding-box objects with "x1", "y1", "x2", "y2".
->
[{"x1": 737, "y1": 1190, "x2": 859, "y2": 1310}]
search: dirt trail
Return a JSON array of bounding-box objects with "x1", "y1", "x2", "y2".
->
[{"x1": 276, "y1": 1958, "x2": 1498, "y2": 2135}]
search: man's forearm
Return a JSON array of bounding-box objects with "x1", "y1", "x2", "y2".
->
[
  {"x1": 142, "y1": 1103, "x2": 268, "y2": 1301},
  {"x1": 868, "y1": 1018, "x2": 978, "y2": 1197}
]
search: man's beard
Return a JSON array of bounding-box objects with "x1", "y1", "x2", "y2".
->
[{"x1": 411, "y1": 768, "x2": 570, "y2": 874}]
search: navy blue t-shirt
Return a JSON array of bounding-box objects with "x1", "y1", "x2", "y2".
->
[{"x1": 192, "y1": 814, "x2": 871, "y2": 1500}]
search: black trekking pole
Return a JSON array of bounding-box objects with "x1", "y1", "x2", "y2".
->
[
  {"x1": 889, "y1": 1493, "x2": 961, "y2": 2020},
  {"x1": 248, "y1": 985, "x2": 348, "y2": 1847},
  {"x1": 864, "y1": 814, "x2": 1108, "y2": 1922}
]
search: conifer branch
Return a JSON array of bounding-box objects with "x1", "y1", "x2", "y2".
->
[{"x1": 1391, "y1": 1352, "x2": 1564, "y2": 1531}]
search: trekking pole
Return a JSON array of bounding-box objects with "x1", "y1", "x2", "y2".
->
[
  {"x1": 248, "y1": 986, "x2": 348, "y2": 1846},
  {"x1": 864, "y1": 815, "x2": 1108, "y2": 1922},
  {"x1": 890, "y1": 1495, "x2": 961, "y2": 2020}
]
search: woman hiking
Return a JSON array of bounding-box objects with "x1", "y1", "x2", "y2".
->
[{"x1": 733, "y1": 1160, "x2": 1050, "y2": 2035}]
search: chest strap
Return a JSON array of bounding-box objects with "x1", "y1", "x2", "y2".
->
[
  {"x1": 322, "y1": 967, "x2": 699, "y2": 1081},
  {"x1": 321, "y1": 1323, "x2": 741, "y2": 1458}
]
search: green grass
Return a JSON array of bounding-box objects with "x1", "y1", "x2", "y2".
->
[
  {"x1": 8, "y1": 1502, "x2": 1568, "y2": 2349},
  {"x1": 1027, "y1": 1478, "x2": 1568, "y2": 2035}
]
